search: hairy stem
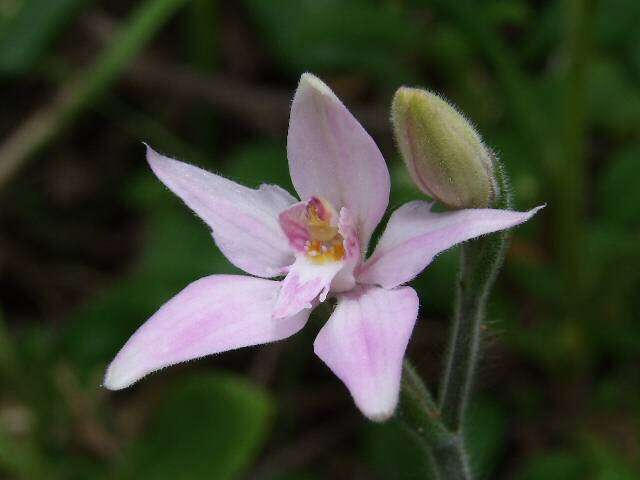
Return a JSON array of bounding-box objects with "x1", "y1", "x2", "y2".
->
[
  {"x1": 398, "y1": 361, "x2": 471, "y2": 480},
  {"x1": 439, "y1": 160, "x2": 513, "y2": 432},
  {"x1": 429, "y1": 436, "x2": 472, "y2": 480}
]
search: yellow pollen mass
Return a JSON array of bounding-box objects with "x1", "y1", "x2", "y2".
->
[
  {"x1": 304, "y1": 237, "x2": 346, "y2": 264},
  {"x1": 303, "y1": 199, "x2": 345, "y2": 263}
]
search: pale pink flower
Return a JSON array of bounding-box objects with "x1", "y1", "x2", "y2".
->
[{"x1": 104, "y1": 73, "x2": 541, "y2": 421}]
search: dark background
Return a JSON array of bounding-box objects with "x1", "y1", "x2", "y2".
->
[{"x1": 1, "y1": 0, "x2": 639, "y2": 478}]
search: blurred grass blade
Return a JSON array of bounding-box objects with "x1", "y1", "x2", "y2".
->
[
  {"x1": 99, "y1": 93, "x2": 209, "y2": 166},
  {"x1": 0, "y1": 309, "x2": 15, "y2": 377},
  {"x1": 186, "y1": 0, "x2": 218, "y2": 70},
  {"x1": 0, "y1": 0, "x2": 188, "y2": 190},
  {"x1": 0, "y1": 0, "x2": 91, "y2": 76}
]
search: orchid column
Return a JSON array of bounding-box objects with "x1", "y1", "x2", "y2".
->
[{"x1": 392, "y1": 88, "x2": 541, "y2": 479}]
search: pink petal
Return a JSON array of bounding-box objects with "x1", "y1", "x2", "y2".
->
[
  {"x1": 358, "y1": 201, "x2": 544, "y2": 289},
  {"x1": 104, "y1": 275, "x2": 309, "y2": 390},
  {"x1": 272, "y1": 255, "x2": 344, "y2": 319},
  {"x1": 313, "y1": 286, "x2": 419, "y2": 421},
  {"x1": 287, "y1": 73, "x2": 390, "y2": 250},
  {"x1": 147, "y1": 146, "x2": 296, "y2": 278}
]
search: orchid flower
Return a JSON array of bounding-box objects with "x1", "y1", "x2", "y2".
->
[{"x1": 104, "y1": 73, "x2": 541, "y2": 421}]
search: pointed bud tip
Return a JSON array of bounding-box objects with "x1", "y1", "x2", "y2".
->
[
  {"x1": 391, "y1": 86, "x2": 496, "y2": 209},
  {"x1": 392, "y1": 86, "x2": 434, "y2": 108}
]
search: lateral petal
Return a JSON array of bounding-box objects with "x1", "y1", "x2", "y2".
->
[
  {"x1": 358, "y1": 201, "x2": 544, "y2": 289},
  {"x1": 104, "y1": 275, "x2": 309, "y2": 389},
  {"x1": 147, "y1": 146, "x2": 296, "y2": 278}
]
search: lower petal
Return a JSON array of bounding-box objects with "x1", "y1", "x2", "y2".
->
[
  {"x1": 104, "y1": 275, "x2": 310, "y2": 390},
  {"x1": 313, "y1": 285, "x2": 419, "y2": 421},
  {"x1": 272, "y1": 255, "x2": 343, "y2": 319}
]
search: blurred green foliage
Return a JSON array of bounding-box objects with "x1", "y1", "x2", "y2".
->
[
  {"x1": 0, "y1": 0, "x2": 90, "y2": 75},
  {"x1": 246, "y1": 0, "x2": 419, "y2": 84},
  {"x1": 1, "y1": 0, "x2": 639, "y2": 479}
]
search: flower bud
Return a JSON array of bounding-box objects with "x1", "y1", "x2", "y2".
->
[{"x1": 391, "y1": 87, "x2": 497, "y2": 208}]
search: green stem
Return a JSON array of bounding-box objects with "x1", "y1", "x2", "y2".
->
[
  {"x1": 398, "y1": 164, "x2": 513, "y2": 478},
  {"x1": 400, "y1": 362, "x2": 448, "y2": 444},
  {"x1": 429, "y1": 436, "x2": 472, "y2": 480},
  {"x1": 439, "y1": 160, "x2": 513, "y2": 432},
  {"x1": 399, "y1": 362, "x2": 471, "y2": 480}
]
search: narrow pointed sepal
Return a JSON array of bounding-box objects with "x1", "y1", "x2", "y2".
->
[{"x1": 104, "y1": 275, "x2": 310, "y2": 389}]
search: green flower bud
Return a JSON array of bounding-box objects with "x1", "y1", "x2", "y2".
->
[{"x1": 391, "y1": 87, "x2": 497, "y2": 209}]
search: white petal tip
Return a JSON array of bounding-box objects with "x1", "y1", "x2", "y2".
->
[
  {"x1": 145, "y1": 144, "x2": 164, "y2": 165},
  {"x1": 530, "y1": 204, "x2": 546, "y2": 216},
  {"x1": 299, "y1": 72, "x2": 335, "y2": 98},
  {"x1": 102, "y1": 365, "x2": 135, "y2": 391},
  {"x1": 363, "y1": 407, "x2": 395, "y2": 423},
  {"x1": 144, "y1": 146, "x2": 184, "y2": 182},
  {"x1": 519, "y1": 204, "x2": 545, "y2": 223},
  {"x1": 145, "y1": 146, "x2": 166, "y2": 173}
]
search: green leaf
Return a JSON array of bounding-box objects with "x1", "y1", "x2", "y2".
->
[
  {"x1": 0, "y1": 0, "x2": 91, "y2": 75},
  {"x1": 117, "y1": 372, "x2": 273, "y2": 480}
]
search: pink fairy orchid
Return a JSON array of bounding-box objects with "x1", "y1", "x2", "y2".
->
[{"x1": 104, "y1": 73, "x2": 541, "y2": 421}]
